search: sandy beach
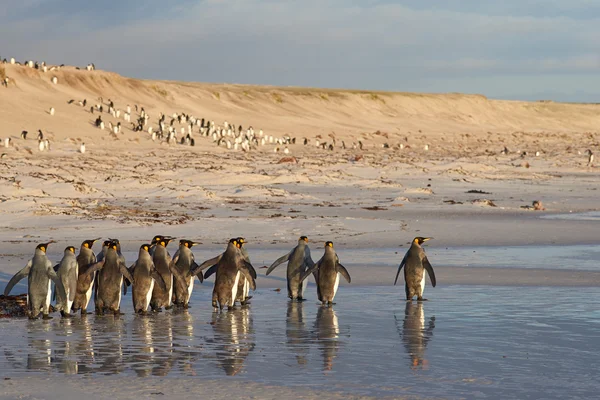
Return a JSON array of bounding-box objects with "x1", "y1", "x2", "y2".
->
[{"x1": 1, "y1": 62, "x2": 600, "y2": 399}]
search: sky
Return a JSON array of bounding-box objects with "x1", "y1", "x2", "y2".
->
[{"x1": 1, "y1": 0, "x2": 599, "y2": 102}]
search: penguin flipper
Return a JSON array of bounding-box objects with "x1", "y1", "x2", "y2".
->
[
  {"x1": 239, "y1": 266, "x2": 256, "y2": 291},
  {"x1": 203, "y1": 265, "x2": 217, "y2": 280},
  {"x1": 151, "y1": 269, "x2": 168, "y2": 292},
  {"x1": 243, "y1": 261, "x2": 257, "y2": 279},
  {"x1": 265, "y1": 251, "x2": 291, "y2": 275},
  {"x1": 191, "y1": 262, "x2": 204, "y2": 283},
  {"x1": 47, "y1": 266, "x2": 67, "y2": 304},
  {"x1": 300, "y1": 261, "x2": 320, "y2": 283},
  {"x1": 123, "y1": 263, "x2": 136, "y2": 295},
  {"x1": 80, "y1": 260, "x2": 105, "y2": 279},
  {"x1": 168, "y1": 262, "x2": 189, "y2": 295},
  {"x1": 394, "y1": 253, "x2": 408, "y2": 286},
  {"x1": 3, "y1": 261, "x2": 32, "y2": 296},
  {"x1": 191, "y1": 255, "x2": 222, "y2": 275},
  {"x1": 119, "y1": 262, "x2": 134, "y2": 285},
  {"x1": 423, "y1": 256, "x2": 436, "y2": 287},
  {"x1": 53, "y1": 264, "x2": 60, "y2": 273},
  {"x1": 337, "y1": 263, "x2": 351, "y2": 283}
]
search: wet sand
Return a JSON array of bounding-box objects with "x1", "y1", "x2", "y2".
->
[{"x1": 1, "y1": 286, "x2": 599, "y2": 399}]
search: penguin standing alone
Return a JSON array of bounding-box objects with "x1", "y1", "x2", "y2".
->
[{"x1": 394, "y1": 237, "x2": 436, "y2": 301}]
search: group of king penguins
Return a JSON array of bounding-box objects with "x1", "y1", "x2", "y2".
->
[{"x1": 3, "y1": 234, "x2": 436, "y2": 320}]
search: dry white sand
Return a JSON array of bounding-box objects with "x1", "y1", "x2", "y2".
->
[{"x1": 1, "y1": 64, "x2": 600, "y2": 272}]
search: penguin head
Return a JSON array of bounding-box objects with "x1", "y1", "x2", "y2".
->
[
  {"x1": 299, "y1": 236, "x2": 308, "y2": 243},
  {"x1": 228, "y1": 238, "x2": 239, "y2": 248},
  {"x1": 180, "y1": 239, "x2": 199, "y2": 248},
  {"x1": 159, "y1": 237, "x2": 173, "y2": 247},
  {"x1": 236, "y1": 237, "x2": 246, "y2": 246},
  {"x1": 36, "y1": 241, "x2": 53, "y2": 252},
  {"x1": 110, "y1": 241, "x2": 118, "y2": 251},
  {"x1": 324, "y1": 241, "x2": 334, "y2": 248},
  {"x1": 82, "y1": 238, "x2": 100, "y2": 249},
  {"x1": 65, "y1": 246, "x2": 76, "y2": 254},
  {"x1": 102, "y1": 240, "x2": 111, "y2": 248},
  {"x1": 151, "y1": 235, "x2": 165, "y2": 244},
  {"x1": 413, "y1": 237, "x2": 432, "y2": 245},
  {"x1": 141, "y1": 244, "x2": 151, "y2": 252}
]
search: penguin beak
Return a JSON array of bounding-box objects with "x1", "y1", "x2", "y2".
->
[
  {"x1": 191, "y1": 241, "x2": 201, "y2": 246},
  {"x1": 422, "y1": 237, "x2": 432, "y2": 242}
]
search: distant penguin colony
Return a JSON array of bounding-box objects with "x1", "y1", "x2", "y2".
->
[{"x1": 3, "y1": 235, "x2": 434, "y2": 318}]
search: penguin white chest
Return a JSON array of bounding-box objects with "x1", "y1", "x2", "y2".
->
[
  {"x1": 187, "y1": 277, "x2": 194, "y2": 303},
  {"x1": 231, "y1": 271, "x2": 241, "y2": 307},
  {"x1": 145, "y1": 279, "x2": 155, "y2": 311},
  {"x1": 332, "y1": 273, "x2": 340, "y2": 300},
  {"x1": 45, "y1": 280, "x2": 52, "y2": 309}
]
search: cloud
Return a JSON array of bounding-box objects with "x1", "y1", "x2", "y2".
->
[{"x1": 1, "y1": 0, "x2": 599, "y2": 101}]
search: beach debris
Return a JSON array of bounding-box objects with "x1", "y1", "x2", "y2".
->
[
  {"x1": 276, "y1": 156, "x2": 298, "y2": 164},
  {"x1": 274, "y1": 288, "x2": 281, "y2": 292},
  {"x1": 362, "y1": 206, "x2": 387, "y2": 211},
  {"x1": 471, "y1": 199, "x2": 497, "y2": 207},
  {"x1": 444, "y1": 199, "x2": 463, "y2": 205},
  {"x1": 0, "y1": 294, "x2": 29, "y2": 318},
  {"x1": 466, "y1": 190, "x2": 492, "y2": 194},
  {"x1": 521, "y1": 200, "x2": 545, "y2": 211}
]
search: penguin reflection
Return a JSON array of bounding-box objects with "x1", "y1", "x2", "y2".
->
[
  {"x1": 286, "y1": 302, "x2": 309, "y2": 365},
  {"x1": 73, "y1": 315, "x2": 96, "y2": 374},
  {"x1": 53, "y1": 318, "x2": 78, "y2": 374},
  {"x1": 92, "y1": 316, "x2": 126, "y2": 375},
  {"x1": 130, "y1": 313, "x2": 175, "y2": 377},
  {"x1": 396, "y1": 301, "x2": 435, "y2": 370},
  {"x1": 314, "y1": 306, "x2": 340, "y2": 372},
  {"x1": 171, "y1": 309, "x2": 200, "y2": 376},
  {"x1": 25, "y1": 319, "x2": 54, "y2": 372},
  {"x1": 211, "y1": 307, "x2": 254, "y2": 376}
]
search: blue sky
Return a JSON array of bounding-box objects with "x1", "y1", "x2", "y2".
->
[{"x1": 1, "y1": 1, "x2": 599, "y2": 101}]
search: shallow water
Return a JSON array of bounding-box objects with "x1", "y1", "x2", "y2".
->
[
  {"x1": 1, "y1": 286, "x2": 599, "y2": 399},
  {"x1": 542, "y1": 211, "x2": 600, "y2": 221}
]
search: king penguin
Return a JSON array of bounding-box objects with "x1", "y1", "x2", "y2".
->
[
  {"x1": 300, "y1": 241, "x2": 350, "y2": 306},
  {"x1": 235, "y1": 237, "x2": 253, "y2": 305},
  {"x1": 132, "y1": 244, "x2": 167, "y2": 314},
  {"x1": 266, "y1": 236, "x2": 315, "y2": 301},
  {"x1": 4, "y1": 242, "x2": 67, "y2": 319},
  {"x1": 55, "y1": 246, "x2": 79, "y2": 318},
  {"x1": 81, "y1": 240, "x2": 134, "y2": 315},
  {"x1": 150, "y1": 236, "x2": 187, "y2": 311},
  {"x1": 211, "y1": 239, "x2": 256, "y2": 311},
  {"x1": 170, "y1": 239, "x2": 203, "y2": 309},
  {"x1": 394, "y1": 237, "x2": 436, "y2": 301},
  {"x1": 72, "y1": 238, "x2": 101, "y2": 315}
]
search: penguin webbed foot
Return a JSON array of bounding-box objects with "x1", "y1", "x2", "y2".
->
[{"x1": 42, "y1": 314, "x2": 53, "y2": 320}]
